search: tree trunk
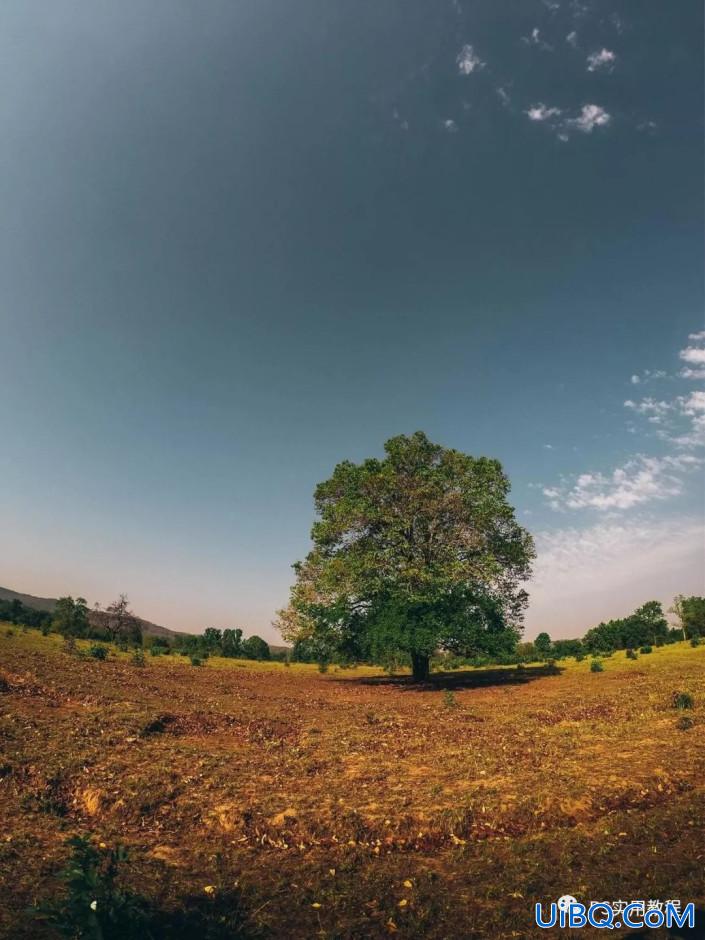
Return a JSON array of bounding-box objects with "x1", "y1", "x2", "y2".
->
[{"x1": 411, "y1": 651, "x2": 430, "y2": 682}]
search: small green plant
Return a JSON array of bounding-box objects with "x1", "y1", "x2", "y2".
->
[
  {"x1": 442, "y1": 689, "x2": 457, "y2": 708},
  {"x1": 131, "y1": 649, "x2": 146, "y2": 667},
  {"x1": 625, "y1": 648, "x2": 637, "y2": 660},
  {"x1": 676, "y1": 715, "x2": 694, "y2": 731},
  {"x1": 672, "y1": 691, "x2": 694, "y2": 710},
  {"x1": 190, "y1": 656, "x2": 202, "y2": 667},
  {"x1": 89, "y1": 645, "x2": 108, "y2": 661},
  {"x1": 639, "y1": 645, "x2": 652, "y2": 654},
  {"x1": 34, "y1": 835, "x2": 150, "y2": 938},
  {"x1": 690, "y1": 637, "x2": 701, "y2": 648},
  {"x1": 590, "y1": 660, "x2": 604, "y2": 673}
]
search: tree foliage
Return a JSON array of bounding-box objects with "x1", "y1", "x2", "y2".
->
[
  {"x1": 53, "y1": 596, "x2": 90, "y2": 638},
  {"x1": 277, "y1": 432, "x2": 534, "y2": 680}
]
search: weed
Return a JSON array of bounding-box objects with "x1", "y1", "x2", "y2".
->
[
  {"x1": 672, "y1": 691, "x2": 694, "y2": 710},
  {"x1": 442, "y1": 689, "x2": 457, "y2": 708},
  {"x1": 590, "y1": 660, "x2": 604, "y2": 673}
]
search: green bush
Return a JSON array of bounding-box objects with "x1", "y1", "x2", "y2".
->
[
  {"x1": 89, "y1": 645, "x2": 108, "y2": 661},
  {"x1": 672, "y1": 691, "x2": 694, "y2": 710},
  {"x1": 190, "y1": 656, "x2": 202, "y2": 667},
  {"x1": 639, "y1": 645, "x2": 652, "y2": 654},
  {"x1": 676, "y1": 715, "x2": 694, "y2": 731},
  {"x1": 690, "y1": 637, "x2": 701, "y2": 648},
  {"x1": 442, "y1": 689, "x2": 457, "y2": 709},
  {"x1": 131, "y1": 649, "x2": 146, "y2": 667},
  {"x1": 590, "y1": 660, "x2": 604, "y2": 673},
  {"x1": 34, "y1": 835, "x2": 150, "y2": 938}
]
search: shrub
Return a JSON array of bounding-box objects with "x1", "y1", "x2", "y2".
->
[
  {"x1": 590, "y1": 660, "x2": 604, "y2": 673},
  {"x1": 131, "y1": 649, "x2": 146, "y2": 667},
  {"x1": 672, "y1": 691, "x2": 694, "y2": 710},
  {"x1": 625, "y1": 648, "x2": 637, "y2": 660},
  {"x1": 190, "y1": 656, "x2": 202, "y2": 667},
  {"x1": 676, "y1": 716, "x2": 694, "y2": 731},
  {"x1": 442, "y1": 689, "x2": 457, "y2": 709},
  {"x1": 90, "y1": 645, "x2": 108, "y2": 661},
  {"x1": 639, "y1": 645, "x2": 652, "y2": 654},
  {"x1": 574, "y1": 652, "x2": 584, "y2": 662},
  {"x1": 690, "y1": 637, "x2": 701, "y2": 648},
  {"x1": 149, "y1": 646, "x2": 162, "y2": 656},
  {"x1": 34, "y1": 835, "x2": 150, "y2": 938}
]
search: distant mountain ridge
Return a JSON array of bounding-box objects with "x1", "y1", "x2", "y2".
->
[{"x1": 0, "y1": 585, "x2": 187, "y2": 639}]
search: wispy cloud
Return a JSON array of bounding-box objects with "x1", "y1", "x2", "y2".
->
[
  {"x1": 521, "y1": 28, "x2": 553, "y2": 51},
  {"x1": 586, "y1": 48, "x2": 616, "y2": 72},
  {"x1": 527, "y1": 515, "x2": 705, "y2": 636},
  {"x1": 630, "y1": 369, "x2": 667, "y2": 384},
  {"x1": 442, "y1": 118, "x2": 458, "y2": 133},
  {"x1": 456, "y1": 44, "x2": 485, "y2": 75},
  {"x1": 566, "y1": 30, "x2": 578, "y2": 47},
  {"x1": 543, "y1": 453, "x2": 700, "y2": 511}
]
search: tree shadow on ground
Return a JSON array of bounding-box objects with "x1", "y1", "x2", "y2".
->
[{"x1": 337, "y1": 663, "x2": 563, "y2": 691}]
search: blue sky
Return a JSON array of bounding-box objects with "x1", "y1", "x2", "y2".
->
[{"x1": 0, "y1": 1, "x2": 702, "y2": 640}]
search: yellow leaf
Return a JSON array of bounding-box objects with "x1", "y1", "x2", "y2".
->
[{"x1": 403, "y1": 880, "x2": 413, "y2": 888}]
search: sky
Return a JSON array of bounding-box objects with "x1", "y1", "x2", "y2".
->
[{"x1": 0, "y1": 0, "x2": 703, "y2": 642}]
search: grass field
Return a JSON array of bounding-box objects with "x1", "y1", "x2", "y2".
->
[{"x1": 1, "y1": 626, "x2": 703, "y2": 938}]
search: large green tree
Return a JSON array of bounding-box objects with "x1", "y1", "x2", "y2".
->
[
  {"x1": 52, "y1": 596, "x2": 89, "y2": 638},
  {"x1": 277, "y1": 432, "x2": 534, "y2": 681}
]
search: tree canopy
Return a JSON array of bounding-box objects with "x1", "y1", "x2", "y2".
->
[{"x1": 277, "y1": 432, "x2": 534, "y2": 680}]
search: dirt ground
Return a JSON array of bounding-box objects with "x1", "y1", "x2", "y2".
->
[{"x1": 1, "y1": 627, "x2": 703, "y2": 938}]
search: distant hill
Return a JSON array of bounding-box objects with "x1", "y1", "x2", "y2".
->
[{"x1": 0, "y1": 585, "x2": 187, "y2": 640}]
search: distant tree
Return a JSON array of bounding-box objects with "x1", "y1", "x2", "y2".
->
[
  {"x1": 276, "y1": 432, "x2": 534, "y2": 681},
  {"x1": 534, "y1": 632, "x2": 552, "y2": 658},
  {"x1": 103, "y1": 594, "x2": 142, "y2": 646},
  {"x1": 551, "y1": 638, "x2": 583, "y2": 659},
  {"x1": 671, "y1": 595, "x2": 705, "y2": 640},
  {"x1": 221, "y1": 628, "x2": 243, "y2": 658},
  {"x1": 241, "y1": 635, "x2": 271, "y2": 660},
  {"x1": 53, "y1": 596, "x2": 89, "y2": 638},
  {"x1": 202, "y1": 628, "x2": 223, "y2": 652}
]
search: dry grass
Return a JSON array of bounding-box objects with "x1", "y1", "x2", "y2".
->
[{"x1": 1, "y1": 625, "x2": 703, "y2": 938}]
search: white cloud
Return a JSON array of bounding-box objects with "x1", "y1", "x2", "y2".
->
[
  {"x1": 544, "y1": 453, "x2": 700, "y2": 511},
  {"x1": 456, "y1": 44, "x2": 485, "y2": 75},
  {"x1": 570, "y1": 103, "x2": 611, "y2": 132},
  {"x1": 630, "y1": 374, "x2": 640, "y2": 384},
  {"x1": 586, "y1": 48, "x2": 616, "y2": 72},
  {"x1": 543, "y1": 443, "x2": 554, "y2": 450},
  {"x1": 566, "y1": 30, "x2": 578, "y2": 47},
  {"x1": 623, "y1": 397, "x2": 674, "y2": 423},
  {"x1": 630, "y1": 369, "x2": 667, "y2": 384},
  {"x1": 442, "y1": 118, "x2": 458, "y2": 133},
  {"x1": 526, "y1": 515, "x2": 705, "y2": 637},
  {"x1": 526, "y1": 103, "x2": 562, "y2": 122},
  {"x1": 526, "y1": 103, "x2": 611, "y2": 138},
  {"x1": 680, "y1": 336, "x2": 705, "y2": 378},
  {"x1": 680, "y1": 346, "x2": 705, "y2": 366}
]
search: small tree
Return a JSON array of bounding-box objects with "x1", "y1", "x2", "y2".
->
[
  {"x1": 534, "y1": 632, "x2": 552, "y2": 659},
  {"x1": 241, "y1": 635, "x2": 271, "y2": 660},
  {"x1": 671, "y1": 595, "x2": 705, "y2": 640},
  {"x1": 221, "y1": 628, "x2": 244, "y2": 658},
  {"x1": 53, "y1": 597, "x2": 89, "y2": 638},
  {"x1": 103, "y1": 595, "x2": 142, "y2": 646}
]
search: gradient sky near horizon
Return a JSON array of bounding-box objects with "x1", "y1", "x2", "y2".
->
[{"x1": 1, "y1": 1, "x2": 703, "y2": 642}]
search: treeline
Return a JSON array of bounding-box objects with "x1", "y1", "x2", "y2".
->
[
  {"x1": 0, "y1": 597, "x2": 52, "y2": 630},
  {"x1": 1, "y1": 593, "x2": 274, "y2": 661},
  {"x1": 517, "y1": 596, "x2": 704, "y2": 664},
  {"x1": 173, "y1": 628, "x2": 272, "y2": 661}
]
